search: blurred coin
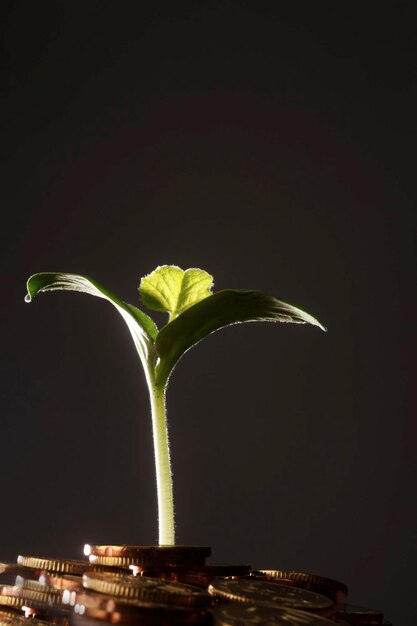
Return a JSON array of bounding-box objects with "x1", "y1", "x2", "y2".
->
[
  {"x1": 4, "y1": 582, "x2": 63, "y2": 606},
  {"x1": 254, "y1": 570, "x2": 348, "y2": 603},
  {"x1": 213, "y1": 602, "x2": 337, "y2": 626},
  {"x1": 208, "y1": 578, "x2": 334, "y2": 618},
  {"x1": 0, "y1": 613, "x2": 48, "y2": 626},
  {"x1": 83, "y1": 571, "x2": 211, "y2": 608},
  {"x1": 85, "y1": 545, "x2": 210, "y2": 568},
  {"x1": 2, "y1": 582, "x2": 73, "y2": 624},
  {"x1": 336, "y1": 604, "x2": 383, "y2": 624},
  {"x1": 0, "y1": 563, "x2": 38, "y2": 584},
  {"x1": 0, "y1": 587, "x2": 26, "y2": 609},
  {"x1": 39, "y1": 573, "x2": 83, "y2": 591}
]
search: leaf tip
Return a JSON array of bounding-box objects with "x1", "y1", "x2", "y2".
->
[{"x1": 25, "y1": 275, "x2": 36, "y2": 303}]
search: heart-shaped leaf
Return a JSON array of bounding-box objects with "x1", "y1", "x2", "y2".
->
[
  {"x1": 139, "y1": 265, "x2": 214, "y2": 321},
  {"x1": 155, "y1": 289, "x2": 326, "y2": 386},
  {"x1": 25, "y1": 273, "x2": 158, "y2": 371}
]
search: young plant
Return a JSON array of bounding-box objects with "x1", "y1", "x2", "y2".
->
[{"x1": 25, "y1": 265, "x2": 326, "y2": 546}]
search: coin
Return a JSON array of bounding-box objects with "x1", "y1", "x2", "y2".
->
[
  {"x1": 17, "y1": 556, "x2": 94, "y2": 576},
  {"x1": 83, "y1": 571, "x2": 211, "y2": 608},
  {"x1": 208, "y1": 578, "x2": 335, "y2": 618},
  {"x1": 0, "y1": 586, "x2": 26, "y2": 609},
  {"x1": 85, "y1": 545, "x2": 211, "y2": 568},
  {"x1": 0, "y1": 563, "x2": 38, "y2": 582},
  {"x1": 213, "y1": 603, "x2": 337, "y2": 626},
  {"x1": 142, "y1": 564, "x2": 251, "y2": 587},
  {"x1": 0, "y1": 613, "x2": 49, "y2": 626},
  {"x1": 16, "y1": 555, "x2": 128, "y2": 577},
  {"x1": 65, "y1": 589, "x2": 210, "y2": 625},
  {"x1": 38, "y1": 573, "x2": 83, "y2": 591},
  {"x1": 254, "y1": 570, "x2": 348, "y2": 603},
  {"x1": 336, "y1": 603, "x2": 384, "y2": 624},
  {"x1": 4, "y1": 582, "x2": 63, "y2": 606},
  {"x1": 2, "y1": 582, "x2": 74, "y2": 624}
]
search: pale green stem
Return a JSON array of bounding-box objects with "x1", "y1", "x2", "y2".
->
[{"x1": 148, "y1": 382, "x2": 175, "y2": 545}]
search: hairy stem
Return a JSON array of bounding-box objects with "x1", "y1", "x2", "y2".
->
[{"x1": 149, "y1": 382, "x2": 175, "y2": 545}]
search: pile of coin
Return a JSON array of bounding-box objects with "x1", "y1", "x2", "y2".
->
[{"x1": 0, "y1": 545, "x2": 391, "y2": 625}]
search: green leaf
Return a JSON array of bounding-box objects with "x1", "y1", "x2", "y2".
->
[
  {"x1": 139, "y1": 265, "x2": 214, "y2": 321},
  {"x1": 155, "y1": 289, "x2": 326, "y2": 386},
  {"x1": 25, "y1": 273, "x2": 158, "y2": 371}
]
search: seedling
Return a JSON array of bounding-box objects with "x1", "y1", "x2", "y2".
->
[{"x1": 25, "y1": 265, "x2": 326, "y2": 546}]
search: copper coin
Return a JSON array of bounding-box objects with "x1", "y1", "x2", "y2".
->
[
  {"x1": 208, "y1": 578, "x2": 335, "y2": 618},
  {"x1": 39, "y1": 573, "x2": 83, "y2": 591},
  {"x1": 85, "y1": 545, "x2": 211, "y2": 568},
  {"x1": 0, "y1": 563, "x2": 38, "y2": 581},
  {"x1": 336, "y1": 604, "x2": 384, "y2": 625},
  {"x1": 213, "y1": 603, "x2": 336, "y2": 626},
  {"x1": 66, "y1": 589, "x2": 209, "y2": 625},
  {"x1": 142, "y1": 564, "x2": 251, "y2": 587},
  {"x1": 254, "y1": 570, "x2": 348, "y2": 603},
  {"x1": 83, "y1": 571, "x2": 211, "y2": 608}
]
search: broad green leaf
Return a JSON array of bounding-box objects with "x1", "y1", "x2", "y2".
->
[
  {"x1": 139, "y1": 265, "x2": 214, "y2": 321},
  {"x1": 25, "y1": 273, "x2": 158, "y2": 371},
  {"x1": 155, "y1": 289, "x2": 326, "y2": 386}
]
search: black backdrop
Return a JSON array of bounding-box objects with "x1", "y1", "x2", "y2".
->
[{"x1": 1, "y1": 2, "x2": 416, "y2": 624}]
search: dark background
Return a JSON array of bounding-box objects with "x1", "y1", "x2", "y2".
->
[{"x1": 1, "y1": 2, "x2": 416, "y2": 624}]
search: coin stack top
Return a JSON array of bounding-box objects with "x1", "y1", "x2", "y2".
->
[{"x1": 85, "y1": 545, "x2": 211, "y2": 569}]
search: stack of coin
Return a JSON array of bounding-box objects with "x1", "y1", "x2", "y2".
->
[
  {"x1": 0, "y1": 545, "x2": 392, "y2": 625},
  {"x1": 85, "y1": 544, "x2": 211, "y2": 571},
  {"x1": 141, "y1": 564, "x2": 251, "y2": 587}
]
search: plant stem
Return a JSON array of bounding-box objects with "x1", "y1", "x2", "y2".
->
[{"x1": 149, "y1": 382, "x2": 175, "y2": 545}]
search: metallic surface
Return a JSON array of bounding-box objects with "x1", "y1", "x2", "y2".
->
[
  {"x1": 254, "y1": 570, "x2": 348, "y2": 603},
  {"x1": 83, "y1": 571, "x2": 211, "y2": 607},
  {"x1": 208, "y1": 578, "x2": 335, "y2": 618},
  {"x1": 213, "y1": 603, "x2": 336, "y2": 626}
]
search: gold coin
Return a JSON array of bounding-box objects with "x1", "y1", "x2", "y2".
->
[
  {"x1": 17, "y1": 556, "x2": 93, "y2": 575},
  {"x1": 17, "y1": 555, "x2": 127, "y2": 577},
  {"x1": 255, "y1": 570, "x2": 348, "y2": 603},
  {"x1": 213, "y1": 603, "x2": 336, "y2": 626},
  {"x1": 84, "y1": 545, "x2": 211, "y2": 568},
  {"x1": 88, "y1": 555, "x2": 143, "y2": 568},
  {"x1": 83, "y1": 571, "x2": 211, "y2": 608},
  {"x1": 0, "y1": 588, "x2": 26, "y2": 609},
  {"x1": 208, "y1": 578, "x2": 334, "y2": 618}
]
